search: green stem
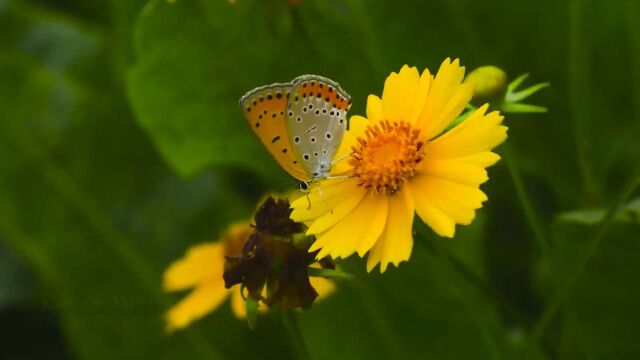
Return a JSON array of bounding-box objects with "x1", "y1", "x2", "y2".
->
[
  {"x1": 281, "y1": 310, "x2": 310, "y2": 360},
  {"x1": 503, "y1": 144, "x2": 549, "y2": 256},
  {"x1": 568, "y1": 0, "x2": 600, "y2": 203},
  {"x1": 527, "y1": 167, "x2": 640, "y2": 356}
]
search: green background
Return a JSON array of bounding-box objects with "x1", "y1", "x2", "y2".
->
[{"x1": 1, "y1": 0, "x2": 639, "y2": 359}]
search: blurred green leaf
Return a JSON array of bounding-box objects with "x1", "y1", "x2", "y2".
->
[
  {"x1": 0, "y1": 244, "x2": 37, "y2": 308},
  {"x1": 0, "y1": 3, "x2": 256, "y2": 359},
  {"x1": 556, "y1": 197, "x2": 640, "y2": 225},
  {"x1": 128, "y1": 0, "x2": 274, "y2": 180},
  {"x1": 127, "y1": 0, "x2": 373, "y2": 182},
  {"x1": 301, "y1": 240, "x2": 522, "y2": 359},
  {"x1": 298, "y1": 218, "x2": 536, "y2": 360},
  {"x1": 1, "y1": 0, "x2": 639, "y2": 359},
  {"x1": 550, "y1": 223, "x2": 640, "y2": 357}
]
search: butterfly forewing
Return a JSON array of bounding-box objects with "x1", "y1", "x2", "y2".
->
[
  {"x1": 240, "y1": 84, "x2": 309, "y2": 181},
  {"x1": 285, "y1": 75, "x2": 351, "y2": 179}
]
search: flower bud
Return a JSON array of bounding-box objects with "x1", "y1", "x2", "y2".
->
[{"x1": 465, "y1": 66, "x2": 508, "y2": 103}]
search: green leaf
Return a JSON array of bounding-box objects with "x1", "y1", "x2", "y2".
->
[
  {"x1": 128, "y1": 0, "x2": 275, "y2": 180},
  {"x1": 0, "y1": 244, "x2": 37, "y2": 308},
  {"x1": 556, "y1": 197, "x2": 640, "y2": 225},
  {"x1": 127, "y1": 0, "x2": 373, "y2": 181}
]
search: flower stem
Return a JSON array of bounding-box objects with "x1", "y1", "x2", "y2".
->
[
  {"x1": 281, "y1": 309, "x2": 310, "y2": 360},
  {"x1": 568, "y1": 0, "x2": 600, "y2": 204},
  {"x1": 503, "y1": 144, "x2": 549, "y2": 257}
]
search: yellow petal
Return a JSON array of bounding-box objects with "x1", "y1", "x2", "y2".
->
[
  {"x1": 426, "y1": 105, "x2": 507, "y2": 158},
  {"x1": 332, "y1": 115, "x2": 370, "y2": 175},
  {"x1": 366, "y1": 95, "x2": 384, "y2": 123},
  {"x1": 451, "y1": 151, "x2": 501, "y2": 167},
  {"x1": 310, "y1": 276, "x2": 336, "y2": 301},
  {"x1": 290, "y1": 179, "x2": 357, "y2": 222},
  {"x1": 417, "y1": 58, "x2": 472, "y2": 139},
  {"x1": 312, "y1": 191, "x2": 377, "y2": 259},
  {"x1": 382, "y1": 65, "x2": 422, "y2": 123},
  {"x1": 409, "y1": 181, "x2": 456, "y2": 237},
  {"x1": 347, "y1": 115, "x2": 370, "y2": 141},
  {"x1": 165, "y1": 280, "x2": 230, "y2": 332},
  {"x1": 356, "y1": 193, "x2": 388, "y2": 256},
  {"x1": 230, "y1": 286, "x2": 247, "y2": 319},
  {"x1": 419, "y1": 157, "x2": 489, "y2": 186},
  {"x1": 331, "y1": 132, "x2": 357, "y2": 175},
  {"x1": 307, "y1": 187, "x2": 367, "y2": 235},
  {"x1": 163, "y1": 243, "x2": 223, "y2": 292},
  {"x1": 366, "y1": 188, "x2": 414, "y2": 272},
  {"x1": 407, "y1": 68, "x2": 433, "y2": 123},
  {"x1": 411, "y1": 174, "x2": 488, "y2": 225}
]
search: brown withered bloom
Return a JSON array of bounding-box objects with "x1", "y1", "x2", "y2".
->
[{"x1": 223, "y1": 196, "x2": 334, "y2": 309}]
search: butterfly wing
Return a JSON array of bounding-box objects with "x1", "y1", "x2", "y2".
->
[
  {"x1": 285, "y1": 75, "x2": 351, "y2": 179},
  {"x1": 240, "y1": 83, "x2": 310, "y2": 181}
]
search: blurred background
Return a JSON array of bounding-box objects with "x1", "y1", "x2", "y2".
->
[{"x1": 1, "y1": 0, "x2": 639, "y2": 359}]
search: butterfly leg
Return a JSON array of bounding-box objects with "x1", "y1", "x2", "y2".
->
[
  {"x1": 316, "y1": 182, "x2": 334, "y2": 214},
  {"x1": 305, "y1": 192, "x2": 312, "y2": 210},
  {"x1": 297, "y1": 181, "x2": 313, "y2": 209}
]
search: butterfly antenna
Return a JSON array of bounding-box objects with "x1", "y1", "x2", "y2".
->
[
  {"x1": 325, "y1": 175, "x2": 351, "y2": 180},
  {"x1": 331, "y1": 152, "x2": 354, "y2": 165}
]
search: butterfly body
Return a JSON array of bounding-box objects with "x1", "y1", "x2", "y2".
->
[{"x1": 240, "y1": 75, "x2": 351, "y2": 182}]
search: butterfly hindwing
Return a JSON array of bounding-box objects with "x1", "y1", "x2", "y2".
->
[
  {"x1": 285, "y1": 75, "x2": 351, "y2": 179},
  {"x1": 240, "y1": 84, "x2": 309, "y2": 181}
]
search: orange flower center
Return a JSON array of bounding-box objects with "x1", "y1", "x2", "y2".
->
[{"x1": 349, "y1": 120, "x2": 425, "y2": 195}]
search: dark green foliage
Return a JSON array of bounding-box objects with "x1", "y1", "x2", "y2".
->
[{"x1": 0, "y1": 0, "x2": 638, "y2": 359}]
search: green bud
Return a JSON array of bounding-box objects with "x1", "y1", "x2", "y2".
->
[{"x1": 465, "y1": 66, "x2": 508, "y2": 103}]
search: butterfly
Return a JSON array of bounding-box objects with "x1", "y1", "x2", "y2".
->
[{"x1": 240, "y1": 75, "x2": 352, "y2": 188}]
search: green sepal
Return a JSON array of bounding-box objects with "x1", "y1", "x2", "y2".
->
[
  {"x1": 500, "y1": 102, "x2": 548, "y2": 114},
  {"x1": 245, "y1": 295, "x2": 259, "y2": 330},
  {"x1": 291, "y1": 232, "x2": 313, "y2": 249},
  {"x1": 506, "y1": 80, "x2": 550, "y2": 103},
  {"x1": 501, "y1": 73, "x2": 549, "y2": 114},
  {"x1": 308, "y1": 267, "x2": 354, "y2": 280}
]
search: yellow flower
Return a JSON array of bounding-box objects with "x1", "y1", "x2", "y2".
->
[
  {"x1": 290, "y1": 58, "x2": 508, "y2": 273},
  {"x1": 163, "y1": 222, "x2": 335, "y2": 332}
]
